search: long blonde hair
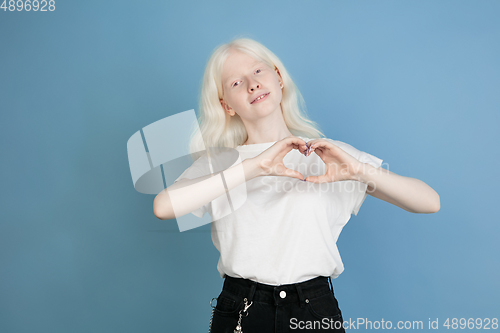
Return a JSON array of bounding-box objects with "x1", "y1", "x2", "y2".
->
[{"x1": 187, "y1": 37, "x2": 326, "y2": 160}]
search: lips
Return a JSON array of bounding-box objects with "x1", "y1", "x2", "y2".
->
[{"x1": 251, "y1": 92, "x2": 269, "y2": 104}]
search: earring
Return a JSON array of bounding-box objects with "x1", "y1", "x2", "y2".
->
[{"x1": 280, "y1": 82, "x2": 283, "y2": 89}]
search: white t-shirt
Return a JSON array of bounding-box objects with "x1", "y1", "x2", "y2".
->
[{"x1": 173, "y1": 136, "x2": 383, "y2": 286}]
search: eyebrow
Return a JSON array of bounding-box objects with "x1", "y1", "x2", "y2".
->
[{"x1": 225, "y1": 61, "x2": 262, "y2": 85}]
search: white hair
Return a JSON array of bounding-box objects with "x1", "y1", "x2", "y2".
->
[{"x1": 187, "y1": 37, "x2": 326, "y2": 160}]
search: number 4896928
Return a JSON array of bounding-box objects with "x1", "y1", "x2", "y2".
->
[
  {"x1": 443, "y1": 318, "x2": 498, "y2": 330},
  {"x1": 1, "y1": 0, "x2": 55, "y2": 11}
]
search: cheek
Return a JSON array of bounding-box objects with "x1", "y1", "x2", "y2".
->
[
  {"x1": 235, "y1": 93, "x2": 247, "y2": 105},
  {"x1": 228, "y1": 92, "x2": 246, "y2": 108},
  {"x1": 226, "y1": 92, "x2": 239, "y2": 103}
]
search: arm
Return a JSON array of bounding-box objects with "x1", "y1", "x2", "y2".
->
[
  {"x1": 154, "y1": 136, "x2": 309, "y2": 220},
  {"x1": 353, "y1": 166, "x2": 440, "y2": 214},
  {"x1": 153, "y1": 158, "x2": 261, "y2": 220},
  {"x1": 303, "y1": 138, "x2": 440, "y2": 214}
]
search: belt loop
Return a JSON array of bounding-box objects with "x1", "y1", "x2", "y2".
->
[
  {"x1": 294, "y1": 283, "x2": 306, "y2": 308},
  {"x1": 246, "y1": 280, "x2": 257, "y2": 303},
  {"x1": 328, "y1": 276, "x2": 334, "y2": 293}
]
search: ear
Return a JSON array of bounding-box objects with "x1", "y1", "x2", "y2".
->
[
  {"x1": 220, "y1": 98, "x2": 233, "y2": 115},
  {"x1": 274, "y1": 66, "x2": 283, "y2": 81}
]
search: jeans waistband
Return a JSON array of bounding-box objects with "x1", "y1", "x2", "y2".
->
[{"x1": 222, "y1": 275, "x2": 335, "y2": 308}]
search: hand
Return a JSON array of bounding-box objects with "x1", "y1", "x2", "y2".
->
[
  {"x1": 303, "y1": 139, "x2": 363, "y2": 183},
  {"x1": 253, "y1": 136, "x2": 308, "y2": 180}
]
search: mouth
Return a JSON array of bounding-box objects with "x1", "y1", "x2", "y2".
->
[{"x1": 251, "y1": 92, "x2": 269, "y2": 104}]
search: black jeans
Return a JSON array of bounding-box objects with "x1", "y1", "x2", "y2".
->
[{"x1": 210, "y1": 275, "x2": 345, "y2": 333}]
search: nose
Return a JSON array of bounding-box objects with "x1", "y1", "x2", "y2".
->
[{"x1": 248, "y1": 79, "x2": 260, "y2": 91}]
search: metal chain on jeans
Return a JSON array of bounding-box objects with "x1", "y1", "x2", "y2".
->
[
  {"x1": 234, "y1": 298, "x2": 253, "y2": 333},
  {"x1": 208, "y1": 296, "x2": 253, "y2": 333},
  {"x1": 208, "y1": 297, "x2": 217, "y2": 333}
]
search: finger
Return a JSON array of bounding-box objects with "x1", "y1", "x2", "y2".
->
[
  {"x1": 305, "y1": 140, "x2": 323, "y2": 155},
  {"x1": 289, "y1": 137, "x2": 308, "y2": 152},
  {"x1": 285, "y1": 136, "x2": 307, "y2": 147},
  {"x1": 297, "y1": 142, "x2": 308, "y2": 154},
  {"x1": 304, "y1": 141, "x2": 315, "y2": 155},
  {"x1": 307, "y1": 143, "x2": 330, "y2": 157},
  {"x1": 310, "y1": 147, "x2": 324, "y2": 156},
  {"x1": 308, "y1": 141, "x2": 328, "y2": 150},
  {"x1": 309, "y1": 140, "x2": 338, "y2": 153},
  {"x1": 291, "y1": 142, "x2": 308, "y2": 154},
  {"x1": 304, "y1": 174, "x2": 330, "y2": 184},
  {"x1": 282, "y1": 168, "x2": 305, "y2": 181},
  {"x1": 278, "y1": 137, "x2": 307, "y2": 158},
  {"x1": 306, "y1": 139, "x2": 323, "y2": 146},
  {"x1": 307, "y1": 145, "x2": 321, "y2": 157}
]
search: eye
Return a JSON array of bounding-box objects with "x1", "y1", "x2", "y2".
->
[{"x1": 231, "y1": 69, "x2": 262, "y2": 87}]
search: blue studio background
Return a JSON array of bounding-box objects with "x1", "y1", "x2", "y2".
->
[{"x1": 1, "y1": 0, "x2": 499, "y2": 332}]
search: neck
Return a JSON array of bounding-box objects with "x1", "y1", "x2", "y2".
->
[{"x1": 242, "y1": 117, "x2": 293, "y2": 145}]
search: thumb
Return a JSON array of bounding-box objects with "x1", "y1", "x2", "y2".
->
[
  {"x1": 305, "y1": 175, "x2": 330, "y2": 183},
  {"x1": 304, "y1": 175, "x2": 321, "y2": 183},
  {"x1": 284, "y1": 169, "x2": 305, "y2": 181}
]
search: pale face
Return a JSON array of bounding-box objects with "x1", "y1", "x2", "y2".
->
[{"x1": 219, "y1": 50, "x2": 283, "y2": 121}]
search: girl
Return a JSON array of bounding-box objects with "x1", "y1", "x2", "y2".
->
[{"x1": 153, "y1": 37, "x2": 440, "y2": 333}]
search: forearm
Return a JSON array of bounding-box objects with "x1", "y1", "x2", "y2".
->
[
  {"x1": 352, "y1": 164, "x2": 440, "y2": 214},
  {"x1": 153, "y1": 158, "x2": 261, "y2": 220}
]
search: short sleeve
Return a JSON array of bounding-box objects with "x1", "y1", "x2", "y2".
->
[
  {"x1": 324, "y1": 139, "x2": 383, "y2": 216},
  {"x1": 350, "y1": 151, "x2": 383, "y2": 216},
  {"x1": 173, "y1": 154, "x2": 212, "y2": 218}
]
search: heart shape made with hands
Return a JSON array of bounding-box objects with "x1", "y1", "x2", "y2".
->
[{"x1": 299, "y1": 139, "x2": 363, "y2": 184}]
